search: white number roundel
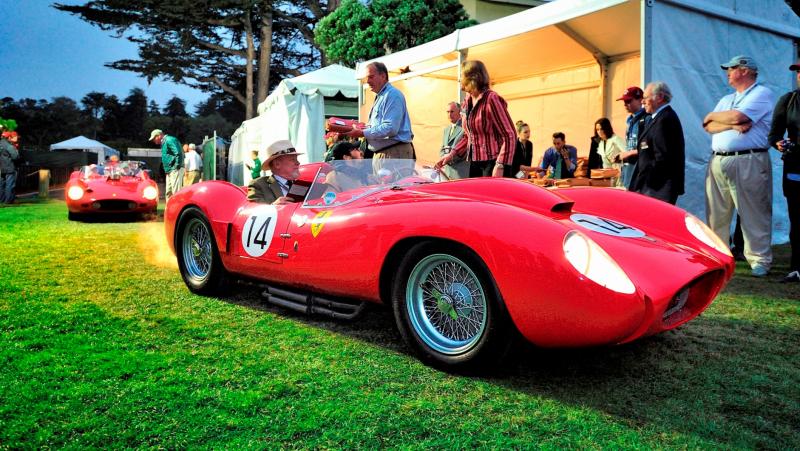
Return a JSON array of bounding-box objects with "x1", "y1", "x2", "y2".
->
[
  {"x1": 242, "y1": 205, "x2": 278, "y2": 257},
  {"x1": 570, "y1": 213, "x2": 645, "y2": 238}
]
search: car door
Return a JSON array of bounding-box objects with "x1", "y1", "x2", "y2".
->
[{"x1": 230, "y1": 202, "x2": 299, "y2": 275}]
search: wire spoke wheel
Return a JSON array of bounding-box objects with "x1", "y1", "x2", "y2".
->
[
  {"x1": 406, "y1": 253, "x2": 488, "y2": 355},
  {"x1": 181, "y1": 217, "x2": 212, "y2": 283}
]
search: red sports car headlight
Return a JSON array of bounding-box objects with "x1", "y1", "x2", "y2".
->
[
  {"x1": 67, "y1": 186, "x2": 84, "y2": 200},
  {"x1": 142, "y1": 186, "x2": 158, "y2": 200},
  {"x1": 685, "y1": 214, "x2": 732, "y2": 257},
  {"x1": 563, "y1": 231, "x2": 636, "y2": 294}
]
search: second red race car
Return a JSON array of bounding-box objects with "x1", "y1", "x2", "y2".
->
[{"x1": 65, "y1": 160, "x2": 159, "y2": 220}]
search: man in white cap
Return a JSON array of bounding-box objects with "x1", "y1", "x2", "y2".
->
[
  {"x1": 149, "y1": 129, "x2": 184, "y2": 200},
  {"x1": 703, "y1": 55, "x2": 776, "y2": 278},
  {"x1": 247, "y1": 140, "x2": 303, "y2": 204}
]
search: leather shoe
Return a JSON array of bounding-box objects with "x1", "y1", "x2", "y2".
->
[{"x1": 780, "y1": 270, "x2": 800, "y2": 283}]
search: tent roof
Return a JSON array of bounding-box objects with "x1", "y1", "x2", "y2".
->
[
  {"x1": 355, "y1": 0, "x2": 800, "y2": 82},
  {"x1": 49, "y1": 136, "x2": 118, "y2": 153},
  {"x1": 283, "y1": 64, "x2": 359, "y2": 98}
]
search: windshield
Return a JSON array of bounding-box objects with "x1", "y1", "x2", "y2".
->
[
  {"x1": 301, "y1": 159, "x2": 444, "y2": 208},
  {"x1": 80, "y1": 161, "x2": 145, "y2": 179}
]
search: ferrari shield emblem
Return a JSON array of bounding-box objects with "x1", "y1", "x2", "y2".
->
[{"x1": 311, "y1": 211, "x2": 333, "y2": 237}]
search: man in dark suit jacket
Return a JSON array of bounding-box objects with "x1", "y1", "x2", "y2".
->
[
  {"x1": 631, "y1": 81, "x2": 685, "y2": 205},
  {"x1": 440, "y1": 101, "x2": 468, "y2": 180},
  {"x1": 247, "y1": 140, "x2": 304, "y2": 204}
]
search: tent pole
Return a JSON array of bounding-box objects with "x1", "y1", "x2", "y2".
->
[
  {"x1": 458, "y1": 50, "x2": 467, "y2": 105},
  {"x1": 555, "y1": 23, "x2": 608, "y2": 118},
  {"x1": 642, "y1": 0, "x2": 652, "y2": 86}
]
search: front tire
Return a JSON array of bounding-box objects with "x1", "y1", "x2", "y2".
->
[
  {"x1": 392, "y1": 242, "x2": 515, "y2": 373},
  {"x1": 176, "y1": 207, "x2": 229, "y2": 295}
]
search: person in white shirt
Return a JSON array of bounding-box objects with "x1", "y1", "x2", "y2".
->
[
  {"x1": 703, "y1": 55, "x2": 776, "y2": 278},
  {"x1": 183, "y1": 143, "x2": 203, "y2": 186}
]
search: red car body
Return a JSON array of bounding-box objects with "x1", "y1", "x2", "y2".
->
[
  {"x1": 165, "y1": 161, "x2": 734, "y2": 371},
  {"x1": 65, "y1": 162, "x2": 158, "y2": 219}
]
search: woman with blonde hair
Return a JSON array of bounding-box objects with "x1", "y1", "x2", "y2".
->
[{"x1": 435, "y1": 60, "x2": 516, "y2": 177}]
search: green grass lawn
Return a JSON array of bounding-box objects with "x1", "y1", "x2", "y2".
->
[{"x1": 1, "y1": 200, "x2": 798, "y2": 449}]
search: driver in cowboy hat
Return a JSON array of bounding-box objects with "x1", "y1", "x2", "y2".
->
[{"x1": 246, "y1": 140, "x2": 304, "y2": 205}]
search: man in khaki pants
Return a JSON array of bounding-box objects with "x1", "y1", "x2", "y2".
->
[{"x1": 703, "y1": 55, "x2": 775, "y2": 277}]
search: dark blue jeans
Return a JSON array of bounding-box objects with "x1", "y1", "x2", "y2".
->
[{"x1": 1, "y1": 170, "x2": 16, "y2": 204}]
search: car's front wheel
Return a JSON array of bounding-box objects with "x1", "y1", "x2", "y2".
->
[
  {"x1": 176, "y1": 207, "x2": 229, "y2": 295},
  {"x1": 392, "y1": 242, "x2": 515, "y2": 372}
]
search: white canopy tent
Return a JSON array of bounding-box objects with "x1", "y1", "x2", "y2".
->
[
  {"x1": 356, "y1": 0, "x2": 800, "y2": 244},
  {"x1": 228, "y1": 64, "x2": 359, "y2": 185},
  {"x1": 49, "y1": 135, "x2": 120, "y2": 164}
]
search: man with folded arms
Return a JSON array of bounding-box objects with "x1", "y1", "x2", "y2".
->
[{"x1": 703, "y1": 55, "x2": 776, "y2": 278}]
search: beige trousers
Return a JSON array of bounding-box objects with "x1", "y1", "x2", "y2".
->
[
  {"x1": 165, "y1": 168, "x2": 185, "y2": 200},
  {"x1": 705, "y1": 151, "x2": 772, "y2": 269}
]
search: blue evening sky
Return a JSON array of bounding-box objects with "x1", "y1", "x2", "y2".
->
[{"x1": 0, "y1": 0, "x2": 207, "y2": 112}]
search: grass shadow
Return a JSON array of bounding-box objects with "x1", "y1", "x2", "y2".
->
[{"x1": 212, "y1": 266, "x2": 799, "y2": 448}]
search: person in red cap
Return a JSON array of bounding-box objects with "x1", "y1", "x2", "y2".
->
[
  {"x1": 615, "y1": 86, "x2": 647, "y2": 189},
  {"x1": 767, "y1": 60, "x2": 800, "y2": 283}
]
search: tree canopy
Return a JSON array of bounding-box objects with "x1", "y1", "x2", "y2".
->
[
  {"x1": 315, "y1": 0, "x2": 476, "y2": 67},
  {"x1": 55, "y1": 0, "x2": 340, "y2": 119}
]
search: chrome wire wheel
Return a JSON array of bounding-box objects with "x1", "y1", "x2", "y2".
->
[
  {"x1": 181, "y1": 217, "x2": 212, "y2": 283},
  {"x1": 406, "y1": 253, "x2": 488, "y2": 355}
]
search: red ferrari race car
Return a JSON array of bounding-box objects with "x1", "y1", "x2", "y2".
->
[
  {"x1": 164, "y1": 159, "x2": 734, "y2": 372},
  {"x1": 65, "y1": 161, "x2": 158, "y2": 220}
]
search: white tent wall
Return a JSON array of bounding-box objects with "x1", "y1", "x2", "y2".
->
[
  {"x1": 649, "y1": 0, "x2": 800, "y2": 244},
  {"x1": 496, "y1": 63, "x2": 604, "y2": 165}
]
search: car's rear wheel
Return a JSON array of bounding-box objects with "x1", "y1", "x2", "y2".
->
[
  {"x1": 392, "y1": 242, "x2": 515, "y2": 372},
  {"x1": 176, "y1": 207, "x2": 228, "y2": 295},
  {"x1": 67, "y1": 211, "x2": 81, "y2": 221}
]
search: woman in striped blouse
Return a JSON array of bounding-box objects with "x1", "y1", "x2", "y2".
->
[{"x1": 435, "y1": 60, "x2": 517, "y2": 177}]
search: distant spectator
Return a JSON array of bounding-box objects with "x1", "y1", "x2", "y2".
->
[
  {"x1": 149, "y1": 129, "x2": 184, "y2": 200},
  {"x1": 183, "y1": 143, "x2": 203, "y2": 186},
  {"x1": 0, "y1": 129, "x2": 18, "y2": 204},
  {"x1": 245, "y1": 150, "x2": 262, "y2": 180}
]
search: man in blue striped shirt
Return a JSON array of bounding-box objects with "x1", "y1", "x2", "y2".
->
[{"x1": 346, "y1": 62, "x2": 414, "y2": 172}]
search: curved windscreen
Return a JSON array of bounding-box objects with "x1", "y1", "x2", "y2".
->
[
  {"x1": 80, "y1": 161, "x2": 146, "y2": 179},
  {"x1": 302, "y1": 159, "x2": 445, "y2": 208}
]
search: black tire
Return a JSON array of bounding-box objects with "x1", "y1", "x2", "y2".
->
[
  {"x1": 391, "y1": 241, "x2": 515, "y2": 373},
  {"x1": 175, "y1": 207, "x2": 229, "y2": 295},
  {"x1": 68, "y1": 211, "x2": 81, "y2": 221}
]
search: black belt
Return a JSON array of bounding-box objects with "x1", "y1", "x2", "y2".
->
[
  {"x1": 374, "y1": 141, "x2": 410, "y2": 153},
  {"x1": 713, "y1": 148, "x2": 767, "y2": 156}
]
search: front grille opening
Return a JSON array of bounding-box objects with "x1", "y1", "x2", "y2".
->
[{"x1": 662, "y1": 270, "x2": 726, "y2": 327}]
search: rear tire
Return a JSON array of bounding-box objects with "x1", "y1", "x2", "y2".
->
[
  {"x1": 67, "y1": 211, "x2": 81, "y2": 221},
  {"x1": 391, "y1": 242, "x2": 515, "y2": 373},
  {"x1": 175, "y1": 207, "x2": 229, "y2": 295}
]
